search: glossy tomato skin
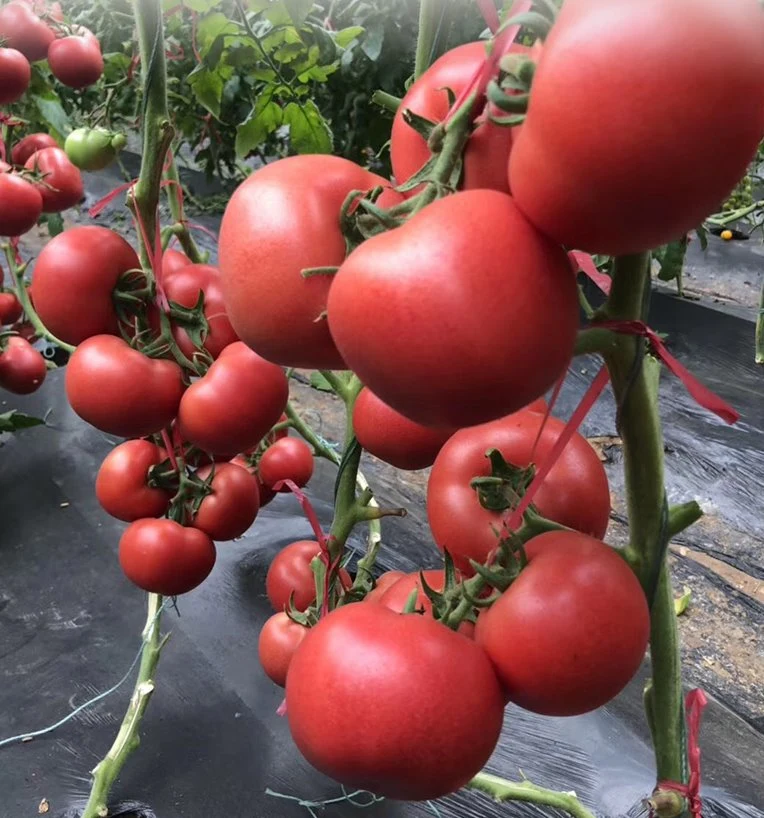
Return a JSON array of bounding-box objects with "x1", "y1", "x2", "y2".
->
[
  {"x1": 95, "y1": 439, "x2": 171, "y2": 522},
  {"x1": 25, "y1": 147, "x2": 84, "y2": 213},
  {"x1": 286, "y1": 604, "x2": 504, "y2": 800},
  {"x1": 0, "y1": 173, "x2": 43, "y2": 237},
  {"x1": 365, "y1": 570, "x2": 405, "y2": 603},
  {"x1": 266, "y1": 540, "x2": 351, "y2": 612},
  {"x1": 328, "y1": 190, "x2": 578, "y2": 428},
  {"x1": 258, "y1": 612, "x2": 308, "y2": 687},
  {"x1": 178, "y1": 342, "x2": 288, "y2": 457},
  {"x1": 258, "y1": 437, "x2": 313, "y2": 492},
  {"x1": 193, "y1": 462, "x2": 260, "y2": 541},
  {"x1": 32, "y1": 226, "x2": 140, "y2": 344},
  {"x1": 119, "y1": 518, "x2": 216, "y2": 595},
  {"x1": 0, "y1": 2, "x2": 54, "y2": 62},
  {"x1": 0, "y1": 335, "x2": 46, "y2": 394},
  {"x1": 0, "y1": 292, "x2": 23, "y2": 325},
  {"x1": 509, "y1": 0, "x2": 764, "y2": 255},
  {"x1": 218, "y1": 154, "x2": 402, "y2": 369},
  {"x1": 47, "y1": 34, "x2": 104, "y2": 89},
  {"x1": 428, "y1": 408, "x2": 610, "y2": 575},
  {"x1": 11, "y1": 132, "x2": 57, "y2": 165},
  {"x1": 0, "y1": 47, "x2": 31, "y2": 104},
  {"x1": 353, "y1": 387, "x2": 453, "y2": 470},
  {"x1": 162, "y1": 248, "x2": 191, "y2": 274},
  {"x1": 476, "y1": 531, "x2": 650, "y2": 716},
  {"x1": 65, "y1": 336, "x2": 186, "y2": 438}
]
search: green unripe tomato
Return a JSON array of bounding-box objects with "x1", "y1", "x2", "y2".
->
[{"x1": 65, "y1": 128, "x2": 127, "y2": 172}]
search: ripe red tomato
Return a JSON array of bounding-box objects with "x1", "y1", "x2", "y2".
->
[
  {"x1": 364, "y1": 570, "x2": 405, "y2": 603},
  {"x1": 11, "y1": 132, "x2": 57, "y2": 166},
  {"x1": 428, "y1": 408, "x2": 610, "y2": 575},
  {"x1": 162, "y1": 248, "x2": 191, "y2": 274},
  {"x1": 476, "y1": 531, "x2": 649, "y2": 715},
  {"x1": 17, "y1": 0, "x2": 63, "y2": 22},
  {"x1": 0, "y1": 47, "x2": 31, "y2": 104},
  {"x1": 119, "y1": 518, "x2": 216, "y2": 596},
  {"x1": 230, "y1": 454, "x2": 278, "y2": 508},
  {"x1": 47, "y1": 33, "x2": 104, "y2": 89},
  {"x1": 25, "y1": 147, "x2": 84, "y2": 213},
  {"x1": 286, "y1": 603, "x2": 504, "y2": 800},
  {"x1": 218, "y1": 154, "x2": 402, "y2": 369},
  {"x1": 95, "y1": 439, "x2": 171, "y2": 522},
  {"x1": 328, "y1": 190, "x2": 578, "y2": 428},
  {"x1": 353, "y1": 387, "x2": 453, "y2": 470},
  {"x1": 0, "y1": 335, "x2": 46, "y2": 394},
  {"x1": 178, "y1": 341, "x2": 288, "y2": 456},
  {"x1": 266, "y1": 540, "x2": 351, "y2": 612},
  {"x1": 0, "y1": 173, "x2": 43, "y2": 237},
  {"x1": 65, "y1": 335, "x2": 186, "y2": 438},
  {"x1": 155, "y1": 263, "x2": 238, "y2": 360},
  {"x1": 258, "y1": 437, "x2": 314, "y2": 492},
  {"x1": 193, "y1": 462, "x2": 260, "y2": 541},
  {"x1": 509, "y1": 0, "x2": 764, "y2": 255},
  {"x1": 0, "y1": 292, "x2": 23, "y2": 325},
  {"x1": 0, "y1": 2, "x2": 54, "y2": 62},
  {"x1": 391, "y1": 42, "x2": 528, "y2": 193},
  {"x1": 258, "y1": 612, "x2": 308, "y2": 687},
  {"x1": 31, "y1": 226, "x2": 140, "y2": 345}
]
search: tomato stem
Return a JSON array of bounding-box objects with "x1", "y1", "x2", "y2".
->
[
  {"x1": 466, "y1": 772, "x2": 596, "y2": 818},
  {"x1": 164, "y1": 153, "x2": 204, "y2": 264},
  {"x1": 414, "y1": 0, "x2": 443, "y2": 80}
]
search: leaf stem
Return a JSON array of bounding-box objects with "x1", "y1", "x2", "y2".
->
[
  {"x1": 164, "y1": 154, "x2": 203, "y2": 263},
  {"x1": 467, "y1": 772, "x2": 596, "y2": 818}
]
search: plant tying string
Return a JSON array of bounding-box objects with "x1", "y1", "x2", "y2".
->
[
  {"x1": 652, "y1": 689, "x2": 708, "y2": 818},
  {"x1": 570, "y1": 251, "x2": 612, "y2": 295},
  {"x1": 475, "y1": 0, "x2": 500, "y2": 33}
]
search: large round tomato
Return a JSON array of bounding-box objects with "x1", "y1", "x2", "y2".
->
[
  {"x1": 258, "y1": 612, "x2": 308, "y2": 687},
  {"x1": 65, "y1": 336, "x2": 185, "y2": 438},
  {"x1": 0, "y1": 173, "x2": 42, "y2": 237},
  {"x1": 428, "y1": 408, "x2": 610, "y2": 575},
  {"x1": 328, "y1": 190, "x2": 577, "y2": 428},
  {"x1": 509, "y1": 0, "x2": 764, "y2": 255},
  {"x1": 0, "y1": 292, "x2": 23, "y2": 325},
  {"x1": 364, "y1": 569, "x2": 405, "y2": 603},
  {"x1": 266, "y1": 540, "x2": 351, "y2": 613},
  {"x1": 0, "y1": 47, "x2": 31, "y2": 104},
  {"x1": 391, "y1": 42, "x2": 529, "y2": 193},
  {"x1": 25, "y1": 147, "x2": 84, "y2": 213},
  {"x1": 0, "y1": 335, "x2": 46, "y2": 394},
  {"x1": 218, "y1": 154, "x2": 402, "y2": 369},
  {"x1": 162, "y1": 248, "x2": 191, "y2": 274},
  {"x1": 178, "y1": 342, "x2": 288, "y2": 456},
  {"x1": 31, "y1": 226, "x2": 140, "y2": 345},
  {"x1": 95, "y1": 439, "x2": 171, "y2": 522},
  {"x1": 353, "y1": 387, "x2": 453, "y2": 470},
  {"x1": 11, "y1": 132, "x2": 57, "y2": 166},
  {"x1": 258, "y1": 437, "x2": 313, "y2": 492},
  {"x1": 193, "y1": 462, "x2": 260, "y2": 541},
  {"x1": 476, "y1": 531, "x2": 649, "y2": 715},
  {"x1": 119, "y1": 518, "x2": 216, "y2": 596},
  {"x1": 0, "y1": 2, "x2": 54, "y2": 62},
  {"x1": 47, "y1": 33, "x2": 103, "y2": 88},
  {"x1": 286, "y1": 604, "x2": 504, "y2": 800}
]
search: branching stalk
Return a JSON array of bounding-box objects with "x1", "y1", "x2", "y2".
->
[{"x1": 467, "y1": 772, "x2": 596, "y2": 818}]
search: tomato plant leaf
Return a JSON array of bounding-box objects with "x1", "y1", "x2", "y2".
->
[
  {"x1": 674, "y1": 586, "x2": 692, "y2": 616},
  {"x1": 188, "y1": 65, "x2": 226, "y2": 118},
  {"x1": 235, "y1": 96, "x2": 283, "y2": 158},
  {"x1": 283, "y1": 100, "x2": 333, "y2": 154},
  {"x1": 309, "y1": 372, "x2": 334, "y2": 392},
  {"x1": 361, "y1": 21, "x2": 385, "y2": 61},
  {"x1": 39, "y1": 212, "x2": 64, "y2": 238},
  {"x1": 0, "y1": 410, "x2": 45, "y2": 432},
  {"x1": 283, "y1": 0, "x2": 313, "y2": 26},
  {"x1": 333, "y1": 26, "x2": 364, "y2": 49},
  {"x1": 695, "y1": 225, "x2": 709, "y2": 251},
  {"x1": 31, "y1": 91, "x2": 71, "y2": 143}
]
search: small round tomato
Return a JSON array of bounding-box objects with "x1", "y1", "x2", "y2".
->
[
  {"x1": 178, "y1": 342, "x2": 288, "y2": 457},
  {"x1": 0, "y1": 173, "x2": 43, "y2": 237},
  {"x1": 0, "y1": 292, "x2": 23, "y2": 325},
  {"x1": 0, "y1": 47, "x2": 31, "y2": 104},
  {"x1": 193, "y1": 462, "x2": 260, "y2": 541},
  {"x1": 476, "y1": 531, "x2": 650, "y2": 716},
  {"x1": 31, "y1": 226, "x2": 140, "y2": 345},
  {"x1": 0, "y1": 2, "x2": 54, "y2": 62},
  {"x1": 427, "y1": 408, "x2": 610, "y2": 575},
  {"x1": 258, "y1": 612, "x2": 308, "y2": 687},
  {"x1": 65, "y1": 335, "x2": 186, "y2": 438},
  {"x1": 47, "y1": 33, "x2": 104, "y2": 89},
  {"x1": 353, "y1": 387, "x2": 453, "y2": 470},
  {"x1": 0, "y1": 335, "x2": 46, "y2": 394},
  {"x1": 64, "y1": 127, "x2": 126, "y2": 172},
  {"x1": 364, "y1": 570, "x2": 405, "y2": 603},
  {"x1": 11, "y1": 132, "x2": 57, "y2": 166},
  {"x1": 266, "y1": 540, "x2": 351, "y2": 612},
  {"x1": 258, "y1": 437, "x2": 314, "y2": 492},
  {"x1": 264, "y1": 412, "x2": 289, "y2": 446},
  {"x1": 95, "y1": 439, "x2": 171, "y2": 522},
  {"x1": 162, "y1": 248, "x2": 191, "y2": 274},
  {"x1": 25, "y1": 147, "x2": 84, "y2": 213},
  {"x1": 286, "y1": 604, "x2": 504, "y2": 800},
  {"x1": 119, "y1": 518, "x2": 216, "y2": 596}
]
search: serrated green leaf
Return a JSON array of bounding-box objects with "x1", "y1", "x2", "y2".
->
[
  {"x1": 309, "y1": 371, "x2": 334, "y2": 392},
  {"x1": 334, "y1": 26, "x2": 364, "y2": 48},
  {"x1": 188, "y1": 66, "x2": 225, "y2": 118},
  {"x1": 0, "y1": 410, "x2": 45, "y2": 432},
  {"x1": 39, "y1": 212, "x2": 64, "y2": 237},
  {"x1": 196, "y1": 12, "x2": 238, "y2": 56},
  {"x1": 235, "y1": 95, "x2": 283, "y2": 158},
  {"x1": 31, "y1": 92, "x2": 71, "y2": 143},
  {"x1": 283, "y1": 0, "x2": 312, "y2": 25},
  {"x1": 284, "y1": 100, "x2": 332, "y2": 154}
]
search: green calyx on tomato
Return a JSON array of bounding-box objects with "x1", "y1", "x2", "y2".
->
[
  {"x1": 64, "y1": 127, "x2": 127, "y2": 172},
  {"x1": 470, "y1": 448, "x2": 536, "y2": 512}
]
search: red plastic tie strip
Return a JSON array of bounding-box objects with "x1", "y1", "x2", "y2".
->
[
  {"x1": 655, "y1": 689, "x2": 708, "y2": 818},
  {"x1": 595, "y1": 319, "x2": 739, "y2": 425},
  {"x1": 475, "y1": 0, "x2": 501, "y2": 33},
  {"x1": 88, "y1": 180, "x2": 136, "y2": 218},
  {"x1": 529, "y1": 367, "x2": 567, "y2": 464},
  {"x1": 570, "y1": 250, "x2": 612, "y2": 295}
]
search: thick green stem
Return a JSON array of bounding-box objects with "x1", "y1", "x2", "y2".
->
[
  {"x1": 414, "y1": 0, "x2": 442, "y2": 79},
  {"x1": 164, "y1": 155, "x2": 204, "y2": 263},
  {"x1": 756, "y1": 275, "x2": 764, "y2": 365},
  {"x1": 371, "y1": 90, "x2": 401, "y2": 113},
  {"x1": 467, "y1": 772, "x2": 596, "y2": 818},
  {"x1": 80, "y1": 594, "x2": 166, "y2": 818}
]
